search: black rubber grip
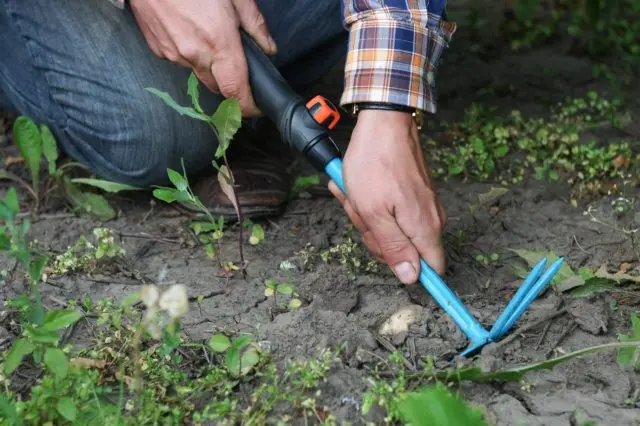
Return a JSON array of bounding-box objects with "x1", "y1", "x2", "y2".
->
[{"x1": 240, "y1": 31, "x2": 341, "y2": 171}]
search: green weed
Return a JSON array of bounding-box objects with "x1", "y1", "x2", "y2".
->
[{"x1": 428, "y1": 92, "x2": 638, "y2": 199}]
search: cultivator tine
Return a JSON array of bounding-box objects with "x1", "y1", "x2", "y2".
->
[
  {"x1": 490, "y1": 258, "x2": 565, "y2": 339},
  {"x1": 488, "y1": 258, "x2": 547, "y2": 340},
  {"x1": 418, "y1": 259, "x2": 490, "y2": 345}
]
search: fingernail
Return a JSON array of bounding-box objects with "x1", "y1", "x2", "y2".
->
[{"x1": 394, "y1": 261, "x2": 416, "y2": 284}]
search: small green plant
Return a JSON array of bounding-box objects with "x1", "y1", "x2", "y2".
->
[
  {"x1": 320, "y1": 225, "x2": 381, "y2": 277},
  {"x1": 243, "y1": 218, "x2": 265, "y2": 246},
  {"x1": 3, "y1": 116, "x2": 140, "y2": 220},
  {"x1": 264, "y1": 279, "x2": 303, "y2": 310},
  {"x1": 147, "y1": 73, "x2": 250, "y2": 277},
  {"x1": 208, "y1": 333, "x2": 261, "y2": 377},
  {"x1": 0, "y1": 188, "x2": 84, "y2": 420},
  {"x1": 45, "y1": 227, "x2": 124, "y2": 276},
  {"x1": 475, "y1": 252, "x2": 500, "y2": 266},
  {"x1": 428, "y1": 92, "x2": 637, "y2": 199}
]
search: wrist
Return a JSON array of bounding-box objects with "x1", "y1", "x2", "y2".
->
[{"x1": 350, "y1": 102, "x2": 423, "y2": 130}]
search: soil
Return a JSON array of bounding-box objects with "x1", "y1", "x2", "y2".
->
[{"x1": 1, "y1": 2, "x2": 640, "y2": 425}]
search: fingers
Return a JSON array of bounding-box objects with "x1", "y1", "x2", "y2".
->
[
  {"x1": 209, "y1": 21, "x2": 261, "y2": 116},
  {"x1": 396, "y1": 191, "x2": 447, "y2": 277},
  {"x1": 232, "y1": 0, "x2": 277, "y2": 55},
  {"x1": 362, "y1": 210, "x2": 422, "y2": 284}
]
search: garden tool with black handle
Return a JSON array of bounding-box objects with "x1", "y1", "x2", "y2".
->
[{"x1": 239, "y1": 31, "x2": 564, "y2": 357}]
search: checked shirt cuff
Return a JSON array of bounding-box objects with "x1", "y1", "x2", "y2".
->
[{"x1": 340, "y1": 16, "x2": 456, "y2": 114}]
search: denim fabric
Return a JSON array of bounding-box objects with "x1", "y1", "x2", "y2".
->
[{"x1": 0, "y1": 0, "x2": 347, "y2": 186}]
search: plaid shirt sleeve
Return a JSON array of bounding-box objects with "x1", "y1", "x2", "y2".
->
[{"x1": 340, "y1": 0, "x2": 456, "y2": 114}]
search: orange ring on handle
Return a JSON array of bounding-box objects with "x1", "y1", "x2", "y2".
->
[{"x1": 305, "y1": 95, "x2": 340, "y2": 130}]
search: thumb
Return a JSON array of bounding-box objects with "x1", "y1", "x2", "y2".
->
[
  {"x1": 366, "y1": 214, "x2": 420, "y2": 285},
  {"x1": 232, "y1": 0, "x2": 277, "y2": 55}
]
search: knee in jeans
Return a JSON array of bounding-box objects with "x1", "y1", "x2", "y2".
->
[{"x1": 63, "y1": 97, "x2": 211, "y2": 187}]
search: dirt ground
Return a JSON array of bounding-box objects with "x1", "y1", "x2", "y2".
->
[{"x1": 2, "y1": 2, "x2": 640, "y2": 425}]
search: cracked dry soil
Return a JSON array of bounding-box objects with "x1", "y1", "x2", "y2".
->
[{"x1": 1, "y1": 6, "x2": 640, "y2": 426}]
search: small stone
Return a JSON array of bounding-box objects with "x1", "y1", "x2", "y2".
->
[{"x1": 378, "y1": 305, "x2": 423, "y2": 345}]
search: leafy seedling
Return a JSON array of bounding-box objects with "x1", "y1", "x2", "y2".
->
[
  {"x1": 208, "y1": 333, "x2": 261, "y2": 377},
  {"x1": 264, "y1": 279, "x2": 302, "y2": 310},
  {"x1": 147, "y1": 73, "x2": 247, "y2": 277},
  {"x1": 243, "y1": 219, "x2": 265, "y2": 245},
  {"x1": 5, "y1": 116, "x2": 140, "y2": 220}
]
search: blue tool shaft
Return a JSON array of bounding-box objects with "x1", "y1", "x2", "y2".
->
[{"x1": 325, "y1": 158, "x2": 489, "y2": 344}]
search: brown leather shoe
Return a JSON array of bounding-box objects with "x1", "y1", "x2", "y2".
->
[{"x1": 176, "y1": 122, "x2": 293, "y2": 221}]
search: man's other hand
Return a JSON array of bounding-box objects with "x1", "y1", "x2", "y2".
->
[
  {"x1": 329, "y1": 110, "x2": 447, "y2": 284},
  {"x1": 130, "y1": 0, "x2": 277, "y2": 116}
]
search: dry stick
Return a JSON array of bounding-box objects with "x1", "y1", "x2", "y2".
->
[
  {"x1": 375, "y1": 334, "x2": 416, "y2": 372},
  {"x1": 118, "y1": 231, "x2": 181, "y2": 245},
  {"x1": 545, "y1": 322, "x2": 578, "y2": 359},
  {"x1": 493, "y1": 307, "x2": 568, "y2": 350}
]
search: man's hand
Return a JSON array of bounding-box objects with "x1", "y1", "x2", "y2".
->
[
  {"x1": 130, "y1": 0, "x2": 277, "y2": 116},
  {"x1": 329, "y1": 110, "x2": 447, "y2": 284}
]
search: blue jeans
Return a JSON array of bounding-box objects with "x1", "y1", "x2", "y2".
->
[{"x1": 0, "y1": 0, "x2": 347, "y2": 186}]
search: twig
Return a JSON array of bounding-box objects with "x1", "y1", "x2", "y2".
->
[
  {"x1": 375, "y1": 334, "x2": 416, "y2": 372},
  {"x1": 545, "y1": 322, "x2": 577, "y2": 359},
  {"x1": 493, "y1": 308, "x2": 568, "y2": 349},
  {"x1": 535, "y1": 321, "x2": 553, "y2": 350},
  {"x1": 16, "y1": 212, "x2": 75, "y2": 220},
  {"x1": 118, "y1": 232, "x2": 181, "y2": 245}
]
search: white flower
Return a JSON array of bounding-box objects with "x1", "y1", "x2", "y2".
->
[
  {"x1": 141, "y1": 285, "x2": 160, "y2": 309},
  {"x1": 158, "y1": 285, "x2": 189, "y2": 319}
]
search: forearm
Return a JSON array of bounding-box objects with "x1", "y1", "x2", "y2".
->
[{"x1": 339, "y1": 0, "x2": 456, "y2": 114}]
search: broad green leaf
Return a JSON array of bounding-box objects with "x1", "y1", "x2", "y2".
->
[
  {"x1": 3, "y1": 187, "x2": 19, "y2": 217},
  {"x1": 42, "y1": 309, "x2": 82, "y2": 331},
  {"x1": 13, "y1": 116, "x2": 42, "y2": 192},
  {"x1": 0, "y1": 234, "x2": 10, "y2": 250},
  {"x1": 211, "y1": 98, "x2": 242, "y2": 157},
  {"x1": 208, "y1": 334, "x2": 231, "y2": 352},
  {"x1": 4, "y1": 338, "x2": 34, "y2": 374},
  {"x1": 276, "y1": 284, "x2": 293, "y2": 295},
  {"x1": 167, "y1": 169, "x2": 188, "y2": 191},
  {"x1": 0, "y1": 395, "x2": 21, "y2": 426},
  {"x1": 187, "y1": 72, "x2": 203, "y2": 113},
  {"x1": 44, "y1": 347, "x2": 69, "y2": 379},
  {"x1": 152, "y1": 188, "x2": 177, "y2": 204},
  {"x1": 28, "y1": 255, "x2": 48, "y2": 283},
  {"x1": 617, "y1": 314, "x2": 640, "y2": 369},
  {"x1": 291, "y1": 174, "x2": 321, "y2": 197},
  {"x1": 398, "y1": 385, "x2": 487, "y2": 426},
  {"x1": 226, "y1": 347, "x2": 240, "y2": 376},
  {"x1": 71, "y1": 178, "x2": 142, "y2": 193},
  {"x1": 25, "y1": 326, "x2": 59, "y2": 344},
  {"x1": 509, "y1": 249, "x2": 577, "y2": 289},
  {"x1": 240, "y1": 348, "x2": 260, "y2": 376},
  {"x1": 232, "y1": 335, "x2": 251, "y2": 350},
  {"x1": 431, "y1": 341, "x2": 640, "y2": 383},
  {"x1": 40, "y1": 124, "x2": 58, "y2": 175},
  {"x1": 570, "y1": 278, "x2": 618, "y2": 298},
  {"x1": 145, "y1": 88, "x2": 210, "y2": 122},
  {"x1": 64, "y1": 179, "x2": 116, "y2": 221},
  {"x1": 56, "y1": 397, "x2": 77, "y2": 421}
]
